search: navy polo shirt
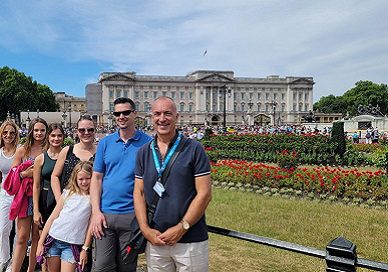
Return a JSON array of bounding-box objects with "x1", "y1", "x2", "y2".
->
[
  {"x1": 135, "y1": 136, "x2": 211, "y2": 243},
  {"x1": 93, "y1": 130, "x2": 152, "y2": 214}
]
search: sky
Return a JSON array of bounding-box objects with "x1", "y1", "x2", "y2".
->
[{"x1": 0, "y1": 0, "x2": 387, "y2": 102}]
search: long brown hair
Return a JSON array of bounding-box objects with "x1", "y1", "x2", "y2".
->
[
  {"x1": 44, "y1": 123, "x2": 65, "y2": 150},
  {"x1": 23, "y1": 118, "x2": 48, "y2": 158},
  {"x1": 0, "y1": 120, "x2": 20, "y2": 149}
]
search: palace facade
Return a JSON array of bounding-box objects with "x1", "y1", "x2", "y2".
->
[{"x1": 86, "y1": 70, "x2": 314, "y2": 127}]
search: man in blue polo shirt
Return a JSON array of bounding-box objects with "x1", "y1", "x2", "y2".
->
[
  {"x1": 134, "y1": 96, "x2": 212, "y2": 271},
  {"x1": 90, "y1": 97, "x2": 152, "y2": 272}
]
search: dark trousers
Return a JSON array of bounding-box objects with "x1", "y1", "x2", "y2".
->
[{"x1": 92, "y1": 213, "x2": 137, "y2": 272}]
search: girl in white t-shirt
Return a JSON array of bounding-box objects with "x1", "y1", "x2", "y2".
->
[{"x1": 37, "y1": 161, "x2": 93, "y2": 272}]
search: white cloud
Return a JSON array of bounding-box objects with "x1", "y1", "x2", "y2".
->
[{"x1": 1, "y1": 0, "x2": 387, "y2": 100}]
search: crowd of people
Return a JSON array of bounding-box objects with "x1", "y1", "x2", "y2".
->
[{"x1": 0, "y1": 96, "x2": 212, "y2": 272}]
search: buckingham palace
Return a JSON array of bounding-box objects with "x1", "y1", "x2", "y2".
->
[{"x1": 86, "y1": 70, "x2": 314, "y2": 127}]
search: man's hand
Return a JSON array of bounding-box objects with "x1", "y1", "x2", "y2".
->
[
  {"x1": 157, "y1": 224, "x2": 186, "y2": 246},
  {"x1": 91, "y1": 211, "x2": 107, "y2": 239},
  {"x1": 143, "y1": 227, "x2": 166, "y2": 246}
]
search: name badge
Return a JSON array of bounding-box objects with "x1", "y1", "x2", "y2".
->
[{"x1": 153, "y1": 181, "x2": 165, "y2": 197}]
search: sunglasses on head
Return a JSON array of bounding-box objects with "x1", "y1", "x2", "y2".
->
[
  {"x1": 113, "y1": 110, "x2": 135, "y2": 117},
  {"x1": 78, "y1": 128, "x2": 95, "y2": 134}
]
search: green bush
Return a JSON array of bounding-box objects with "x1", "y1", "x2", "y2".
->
[
  {"x1": 63, "y1": 137, "x2": 75, "y2": 146},
  {"x1": 331, "y1": 122, "x2": 346, "y2": 157},
  {"x1": 277, "y1": 151, "x2": 299, "y2": 170}
]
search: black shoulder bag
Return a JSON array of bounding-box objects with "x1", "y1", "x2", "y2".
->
[{"x1": 127, "y1": 136, "x2": 187, "y2": 255}]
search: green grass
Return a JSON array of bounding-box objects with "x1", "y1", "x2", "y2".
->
[{"x1": 207, "y1": 188, "x2": 388, "y2": 271}]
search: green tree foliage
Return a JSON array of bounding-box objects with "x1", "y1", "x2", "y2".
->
[
  {"x1": 0, "y1": 66, "x2": 59, "y2": 120},
  {"x1": 314, "y1": 80, "x2": 388, "y2": 116},
  {"x1": 313, "y1": 94, "x2": 346, "y2": 114},
  {"x1": 331, "y1": 121, "x2": 346, "y2": 157}
]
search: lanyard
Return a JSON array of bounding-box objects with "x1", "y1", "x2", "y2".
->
[{"x1": 151, "y1": 133, "x2": 182, "y2": 179}]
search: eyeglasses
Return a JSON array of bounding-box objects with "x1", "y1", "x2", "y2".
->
[
  {"x1": 77, "y1": 128, "x2": 95, "y2": 134},
  {"x1": 113, "y1": 110, "x2": 135, "y2": 117},
  {"x1": 2, "y1": 130, "x2": 16, "y2": 136}
]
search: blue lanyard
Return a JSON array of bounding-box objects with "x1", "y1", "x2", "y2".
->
[{"x1": 151, "y1": 133, "x2": 182, "y2": 179}]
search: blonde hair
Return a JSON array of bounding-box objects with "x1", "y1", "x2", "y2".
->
[
  {"x1": 0, "y1": 120, "x2": 20, "y2": 149},
  {"x1": 65, "y1": 161, "x2": 93, "y2": 199}
]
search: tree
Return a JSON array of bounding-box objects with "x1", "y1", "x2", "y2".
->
[
  {"x1": 331, "y1": 121, "x2": 346, "y2": 157},
  {"x1": 341, "y1": 81, "x2": 388, "y2": 116},
  {"x1": 314, "y1": 80, "x2": 388, "y2": 116},
  {"x1": 0, "y1": 66, "x2": 59, "y2": 120},
  {"x1": 313, "y1": 95, "x2": 346, "y2": 114}
]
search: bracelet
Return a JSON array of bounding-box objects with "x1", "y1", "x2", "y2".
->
[{"x1": 82, "y1": 245, "x2": 89, "y2": 251}]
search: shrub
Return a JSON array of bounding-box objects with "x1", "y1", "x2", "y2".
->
[
  {"x1": 331, "y1": 122, "x2": 346, "y2": 157},
  {"x1": 63, "y1": 137, "x2": 75, "y2": 146},
  {"x1": 277, "y1": 150, "x2": 299, "y2": 170}
]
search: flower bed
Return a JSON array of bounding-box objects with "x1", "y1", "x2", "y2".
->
[
  {"x1": 202, "y1": 134, "x2": 387, "y2": 166},
  {"x1": 211, "y1": 160, "x2": 388, "y2": 201}
]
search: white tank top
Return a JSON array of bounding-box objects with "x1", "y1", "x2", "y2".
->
[
  {"x1": 0, "y1": 147, "x2": 15, "y2": 183},
  {"x1": 49, "y1": 189, "x2": 91, "y2": 245}
]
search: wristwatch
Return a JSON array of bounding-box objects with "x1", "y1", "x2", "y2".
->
[
  {"x1": 180, "y1": 219, "x2": 190, "y2": 231},
  {"x1": 82, "y1": 245, "x2": 89, "y2": 252}
]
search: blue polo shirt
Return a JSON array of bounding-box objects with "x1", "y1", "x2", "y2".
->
[
  {"x1": 135, "y1": 136, "x2": 211, "y2": 243},
  {"x1": 93, "y1": 130, "x2": 152, "y2": 214}
]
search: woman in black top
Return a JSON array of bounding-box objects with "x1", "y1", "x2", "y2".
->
[{"x1": 51, "y1": 115, "x2": 96, "y2": 202}]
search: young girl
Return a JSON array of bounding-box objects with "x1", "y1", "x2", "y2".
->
[
  {"x1": 10, "y1": 117, "x2": 48, "y2": 272},
  {"x1": 37, "y1": 161, "x2": 93, "y2": 272},
  {"x1": 33, "y1": 124, "x2": 65, "y2": 229}
]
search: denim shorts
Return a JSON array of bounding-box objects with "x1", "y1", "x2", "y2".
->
[{"x1": 47, "y1": 239, "x2": 76, "y2": 264}]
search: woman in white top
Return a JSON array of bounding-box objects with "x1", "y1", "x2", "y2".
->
[
  {"x1": 0, "y1": 120, "x2": 20, "y2": 271},
  {"x1": 37, "y1": 161, "x2": 93, "y2": 272}
]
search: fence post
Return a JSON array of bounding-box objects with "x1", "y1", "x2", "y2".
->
[{"x1": 326, "y1": 236, "x2": 357, "y2": 272}]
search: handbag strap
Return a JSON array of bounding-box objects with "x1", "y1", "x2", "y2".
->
[{"x1": 147, "y1": 135, "x2": 187, "y2": 222}]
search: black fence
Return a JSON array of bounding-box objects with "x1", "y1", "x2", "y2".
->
[{"x1": 208, "y1": 225, "x2": 388, "y2": 271}]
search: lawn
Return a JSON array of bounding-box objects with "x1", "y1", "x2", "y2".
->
[{"x1": 206, "y1": 188, "x2": 388, "y2": 271}]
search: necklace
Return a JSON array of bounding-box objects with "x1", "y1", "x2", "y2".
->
[{"x1": 1, "y1": 147, "x2": 16, "y2": 158}]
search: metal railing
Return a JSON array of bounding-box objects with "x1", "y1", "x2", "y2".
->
[{"x1": 208, "y1": 225, "x2": 388, "y2": 271}]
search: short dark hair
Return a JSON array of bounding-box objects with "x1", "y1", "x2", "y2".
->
[{"x1": 113, "y1": 97, "x2": 136, "y2": 110}]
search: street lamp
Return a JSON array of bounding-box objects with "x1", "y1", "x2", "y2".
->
[
  {"x1": 219, "y1": 85, "x2": 231, "y2": 130},
  {"x1": 68, "y1": 103, "x2": 72, "y2": 128},
  {"x1": 108, "y1": 112, "x2": 113, "y2": 128},
  {"x1": 247, "y1": 99, "x2": 254, "y2": 126},
  {"x1": 269, "y1": 100, "x2": 278, "y2": 126},
  {"x1": 26, "y1": 110, "x2": 31, "y2": 129}
]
